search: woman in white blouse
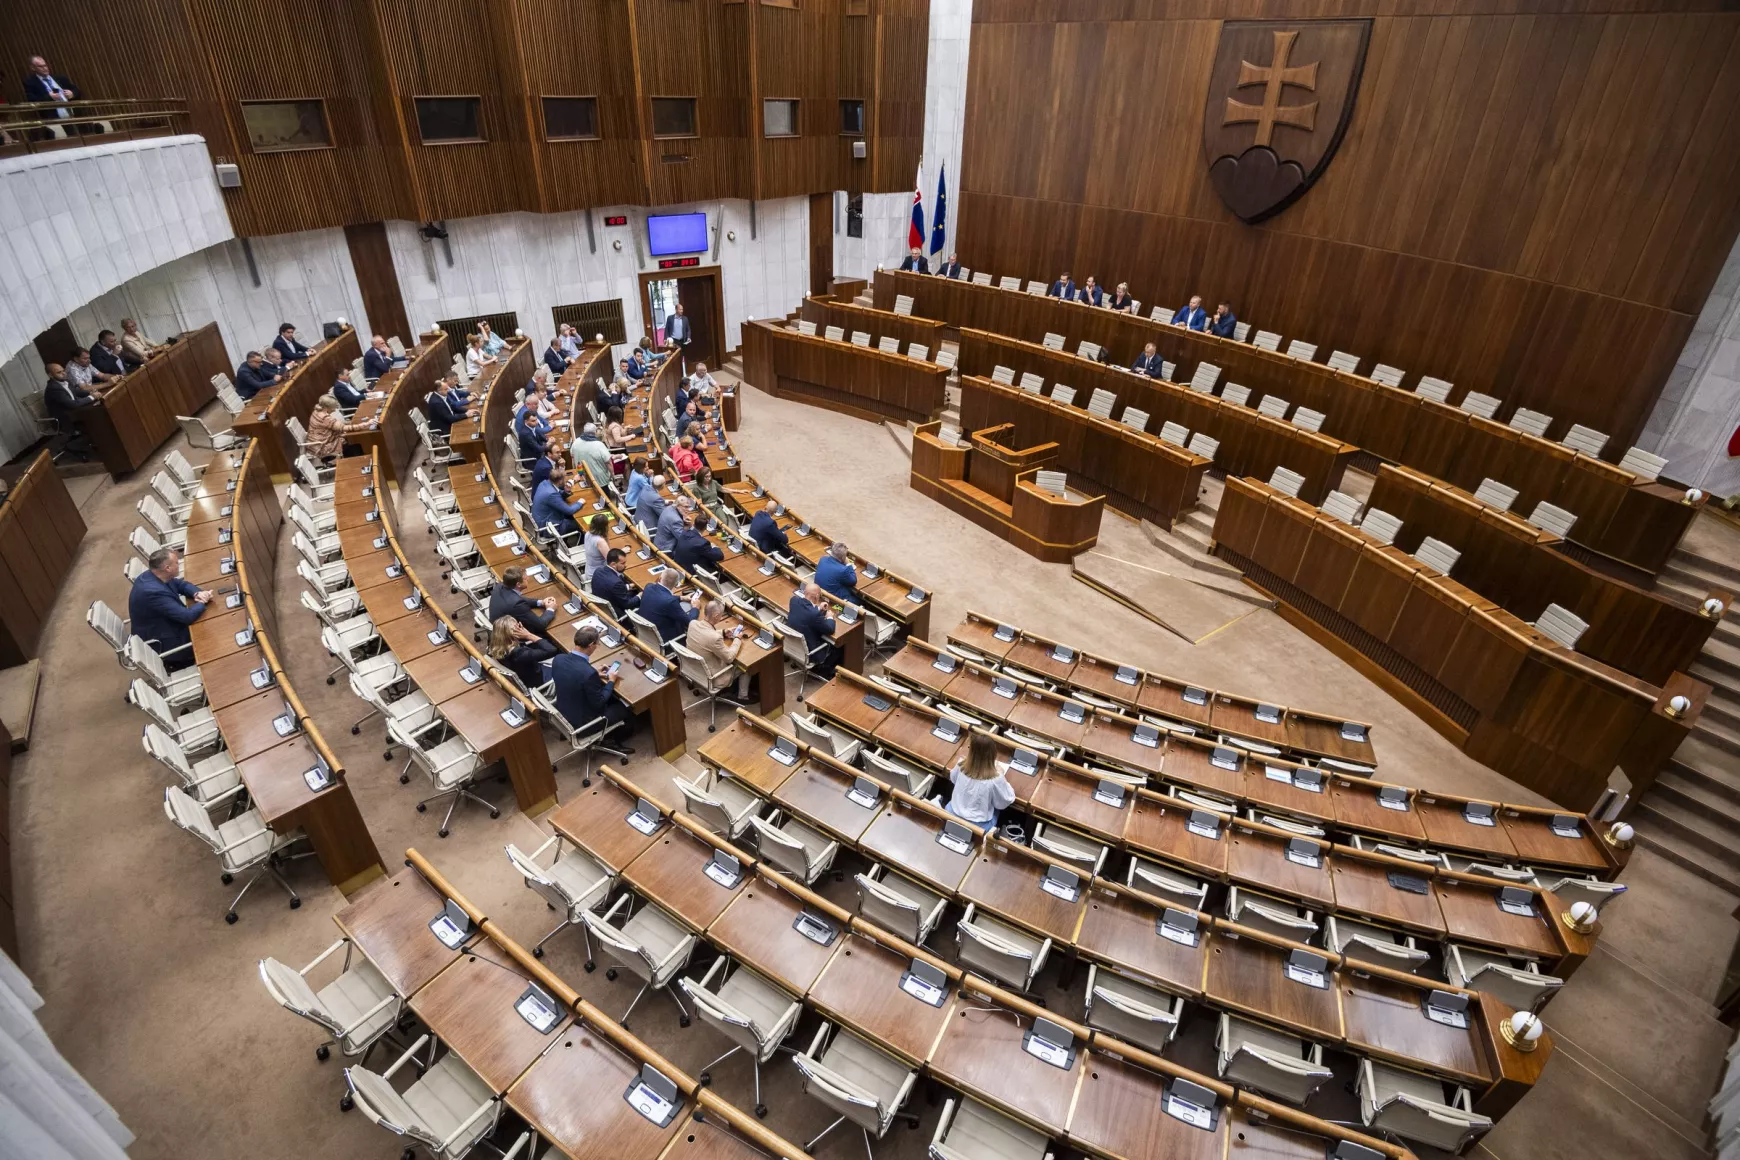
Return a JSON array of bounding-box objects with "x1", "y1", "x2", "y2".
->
[{"x1": 464, "y1": 333, "x2": 498, "y2": 376}]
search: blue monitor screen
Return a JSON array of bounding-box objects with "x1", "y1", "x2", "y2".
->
[{"x1": 647, "y1": 212, "x2": 708, "y2": 257}]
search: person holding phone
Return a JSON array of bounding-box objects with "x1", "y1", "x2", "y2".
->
[
  {"x1": 686, "y1": 599, "x2": 755, "y2": 704},
  {"x1": 551, "y1": 625, "x2": 635, "y2": 743}
]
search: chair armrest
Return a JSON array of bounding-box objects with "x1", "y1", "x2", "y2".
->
[
  {"x1": 301, "y1": 937, "x2": 348, "y2": 975},
  {"x1": 215, "y1": 823, "x2": 272, "y2": 856},
  {"x1": 438, "y1": 1096, "x2": 499, "y2": 1151},
  {"x1": 337, "y1": 992, "x2": 400, "y2": 1038},
  {"x1": 382, "y1": 1034, "x2": 429, "y2": 1078},
  {"x1": 188, "y1": 764, "x2": 237, "y2": 790}
]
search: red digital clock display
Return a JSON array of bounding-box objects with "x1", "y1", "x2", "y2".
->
[
  {"x1": 658, "y1": 257, "x2": 700, "y2": 269},
  {"x1": 603, "y1": 215, "x2": 628, "y2": 226}
]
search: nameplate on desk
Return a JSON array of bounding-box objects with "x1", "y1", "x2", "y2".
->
[
  {"x1": 1284, "y1": 948, "x2": 1330, "y2": 989},
  {"x1": 1378, "y1": 785, "x2": 1410, "y2": 811},
  {"x1": 704, "y1": 851, "x2": 743, "y2": 889},
  {"x1": 624, "y1": 1066, "x2": 680, "y2": 1127},
  {"x1": 250, "y1": 664, "x2": 274, "y2": 689},
  {"x1": 1209, "y1": 747, "x2": 1240, "y2": 771},
  {"x1": 937, "y1": 820, "x2": 974, "y2": 855},
  {"x1": 932, "y1": 653, "x2": 959, "y2": 674},
  {"x1": 234, "y1": 626, "x2": 257, "y2": 647},
  {"x1": 219, "y1": 556, "x2": 236, "y2": 575},
  {"x1": 1340, "y1": 721, "x2": 1369, "y2": 743},
  {"x1": 627, "y1": 798, "x2": 664, "y2": 834},
  {"x1": 793, "y1": 908, "x2": 840, "y2": 946},
  {"x1": 302, "y1": 761, "x2": 333, "y2": 792},
  {"x1": 846, "y1": 777, "x2": 881, "y2": 809},
  {"x1": 1158, "y1": 908, "x2": 1201, "y2": 946},
  {"x1": 483, "y1": 492, "x2": 497, "y2": 506},
  {"x1": 1008, "y1": 748, "x2": 1039, "y2": 776},
  {"x1": 1463, "y1": 801, "x2": 1496, "y2": 827},
  {"x1": 459, "y1": 659, "x2": 484, "y2": 684},
  {"x1": 861, "y1": 693, "x2": 892, "y2": 713},
  {"x1": 1021, "y1": 1017, "x2": 1077, "y2": 1069},
  {"x1": 795, "y1": 522, "x2": 812, "y2": 537},
  {"x1": 1254, "y1": 703, "x2": 1282, "y2": 725},
  {"x1": 1285, "y1": 838, "x2": 1323, "y2": 868},
  {"x1": 991, "y1": 677, "x2": 1018, "y2": 700},
  {"x1": 500, "y1": 703, "x2": 529, "y2": 727},
  {"x1": 1549, "y1": 813, "x2": 1584, "y2": 839},
  {"x1": 515, "y1": 982, "x2": 562, "y2": 1034},
  {"x1": 426, "y1": 624, "x2": 452, "y2": 645},
  {"x1": 1186, "y1": 810, "x2": 1222, "y2": 840},
  {"x1": 371, "y1": 534, "x2": 389, "y2": 550},
  {"x1": 428, "y1": 899, "x2": 474, "y2": 948},
  {"x1": 1497, "y1": 885, "x2": 1536, "y2": 917},
  {"x1": 768, "y1": 737, "x2": 800, "y2": 766},
  {"x1": 1093, "y1": 779, "x2": 1128, "y2": 808},
  {"x1": 862, "y1": 563, "x2": 881, "y2": 580},
  {"x1": 1423, "y1": 989, "x2": 1471, "y2": 1029},
  {"x1": 727, "y1": 537, "x2": 743, "y2": 554},
  {"x1": 906, "y1": 586, "x2": 926, "y2": 603},
  {"x1": 1059, "y1": 698, "x2": 1086, "y2": 722},
  {"x1": 593, "y1": 500, "x2": 606, "y2": 511},
  {"x1": 494, "y1": 517, "x2": 510, "y2": 530},
  {"x1": 931, "y1": 718, "x2": 962, "y2": 743},
  {"x1": 1041, "y1": 865, "x2": 1082, "y2": 902},
  {"x1": 225, "y1": 592, "x2": 244, "y2": 610},
  {"x1": 1164, "y1": 1080, "x2": 1219, "y2": 1131},
  {"x1": 1182, "y1": 686, "x2": 1209, "y2": 706},
  {"x1": 272, "y1": 712, "x2": 299, "y2": 737},
  {"x1": 601, "y1": 630, "x2": 623, "y2": 648},
  {"x1": 217, "y1": 526, "x2": 233, "y2": 544},
  {"x1": 899, "y1": 959, "x2": 948, "y2": 1007}
]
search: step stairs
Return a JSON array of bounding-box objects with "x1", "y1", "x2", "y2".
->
[
  {"x1": 1635, "y1": 535, "x2": 1740, "y2": 894},
  {"x1": 1130, "y1": 476, "x2": 1274, "y2": 609}
]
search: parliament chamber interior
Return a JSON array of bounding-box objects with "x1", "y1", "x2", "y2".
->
[{"x1": 2, "y1": 2, "x2": 1740, "y2": 1159}]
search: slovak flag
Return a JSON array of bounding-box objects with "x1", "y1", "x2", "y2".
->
[{"x1": 908, "y1": 163, "x2": 925, "y2": 251}]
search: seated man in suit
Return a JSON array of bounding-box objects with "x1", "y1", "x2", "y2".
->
[
  {"x1": 543, "y1": 338, "x2": 569, "y2": 377},
  {"x1": 426, "y1": 375, "x2": 475, "y2": 436},
  {"x1": 673, "y1": 400, "x2": 704, "y2": 442},
  {"x1": 1209, "y1": 302, "x2": 1238, "y2": 339},
  {"x1": 128, "y1": 547, "x2": 213, "y2": 671},
  {"x1": 532, "y1": 464, "x2": 585, "y2": 538},
  {"x1": 936, "y1": 253, "x2": 964, "y2": 279},
  {"x1": 514, "y1": 400, "x2": 549, "y2": 461},
  {"x1": 596, "y1": 376, "x2": 631, "y2": 414},
  {"x1": 1171, "y1": 296, "x2": 1208, "y2": 331},
  {"x1": 332, "y1": 372, "x2": 366, "y2": 412},
  {"x1": 623, "y1": 352, "x2": 647, "y2": 381},
  {"x1": 23, "y1": 56, "x2": 76, "y2": 114},
  {"x1": 898, "y1": 248, "x2": 930, "y2": 274},
  {"x1": 1131, "y1": 342, "x2": 1165, "y2": 378},
  {"x1": 1047, "y1": 271, "x2": 1077, "y2": 300},
  {"x1": 655, "y1": 494, "x2": 691, "y2": 552},
  {"x1": 1077, "y1": 276, "x2": 1104, "y2": 307},
  {"x1": 234, "y1": 351, "x2": 280, "y2": 400},
  {"x1": 787, "y1": 581, "x2": 843, "y2": 680},
  {"x1": 748, "y1": 506, "x2": 789, "y2": 556},
  {"x1": 90, "y1": 331, "x2": 128, "y2": 378},
  {"x1": 530, "y1": 445, "x2": 563, "y2": 488},
  {"x1": 273, "y1": 322, "x2": 312, "y2": 365},
  {"x1": 488, "y1": 565, "x2": 557, "y2": 641},
  {"x1": 591, "y1": 549, "x2": 640, "y2": 619},
  {"x1": 43, "y1": 363, "x2": 98, "y2": 456},
  {"x1": 552, "y1": 625, "x2": 634, "y2": 743},
  {"x1": 640, "y1": 569, "x2": 701, "y2": 647},
  {"x1": 671, "y1": 518, "x2": 724, "y2": 575},
  {"x1": 814, "y1": 542, "x2": 860, "y2": 602},
  {"x1": 634, "y1": 473, "x2": 668, "y2": 530},
  {"x1": 363, "y1": 334, "x2": 395, "y2": 381},
  {"x1": 687, "y1": 599, "x2": 753, "y2": 702}
]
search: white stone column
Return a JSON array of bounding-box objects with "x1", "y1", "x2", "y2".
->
[{"x1": 1642, "y1": 233, "x2": 1740, "y2": 494}]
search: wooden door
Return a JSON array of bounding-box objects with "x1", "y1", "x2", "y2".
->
[{"x1": 676, "y1": 275, "x2": 720, "y2": 370}]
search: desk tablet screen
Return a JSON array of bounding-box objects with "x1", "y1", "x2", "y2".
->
[
  {"x1": 931, "y1": 718, "x2": 961, "y2": 742},
  {"x1": 627, "y1": 799, "x2": 663, "y2": 834},
  {"x1": 1463, "y1": 801, "x2": 1496, "y2": 826},
  {"x1": 1186, "y1": 810, "x2": 1222, "y2": 839},
  {"x1": 515, "y1": 984, "x2": 561, "y2": 1034},
  {"x1": 1285, "y1": 838, "x2": 1322, "y2": 868},
  {"x1": 704, "y1": 851, "x2": 743, "y2": 888},
  {"x1": 1209, "y1": 747, "x2": 1240, "y2": 771},
  {"x1": 1009, "y1": 749, "x2": 1039, "y2": 776},
  {"x1": 625, "y1": 1066, "x2": 680, "y2": 1127},
  {"x1": 250, "y1": 665, "x2": 274, "y2": 689},
  {"x1": 1340, "y1": 722, "x2": 1369, "y2": 743},
  {"x1": 1059, "y1": 700, "x2": 1085, "y2": 723},
  {"x1": 1423, "y1": 989, "x2": 1470, "y2": 1029},
  {"x1": 1041, "y1": 865, "x2": 1081, "y2": 902},
  {"x1": 1093, "y1": 779, "x2": 1127, "y2": 808},
  {"x1": 861, "y1": 693, "x2": 892, "y2": 712},
  {"x1": 770, "y1": 738, "x2": 799, "y2": 765},
  {"x1": 932, "y1": 653, "x2": 959, "y2": 673},
  {"x1": 937, "y1": 820, "x2": 974, "y2": 855},
  {"x1": 1284, "y1": 949, "x2": 1329, "y2": 988},
  {"x1": 428, "y1": 900, "x2": 473, "y2": 948},
  {"x1": 1021, "y1": 1018, "x2": 1076, "y2": 1069},
  {"x1": 1165, "y1": 1079, "x2": 1219, "y2": 1131},
  {"x1": 793, "y1": 908, "x2": 839, "y2": 946},
  {"x1": 1549, "y1": 813, "x2": 1583, "y2": 838},
  {"x1": 1387, "y1": 871, "x2": 1430, "y2": 895},
  {"x1": 1378, "y1": 785, "x2": 1410, "y2": 811},
  {"x1": 1158, "y1": 908, "x2": 1201, "y2": 946},
  {"x1": 1497, "y1": 886, "x2": 1535, "y2": 916},
  {"x1": 900, "y1": 960, "x2": 947, "y2": 1007},
  {"x1": 1182, "y1": 686, "x2": 1209, "y2": 706},
  {"x1": 993, "y1": 624, "x2": 1016, "y2": 642},
  {"x1": 846, "y1": 777, "x2": 880, "y2": 808}
]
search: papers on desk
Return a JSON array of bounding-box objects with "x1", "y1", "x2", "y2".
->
[
  {"x1": 1021, "y1": 1017, "x2": 1077, "y2": 1069},
  {"x1": 625, "y1": 1065, "x2": 680, "y2": 1127},
  {"x1": 900, "y1": 959, "x2": 948, "y2": 1007},
  {"x1": 515, "y1": 982, "x2": 562, "y2": 1034},
  {"x1": 491, "y1": 530, "x2": 520, "y2": 548}
]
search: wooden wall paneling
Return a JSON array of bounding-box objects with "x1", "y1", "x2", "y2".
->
[
  {"x1": 958, "y1": 7, "x2": 1740, "y2": 448},
  {"x1": 869, "y1": 0, "x2": 927, "y2": 192},
  {"x1": 344, "y1": 223, "x2": 413, "y2": 346},
  {"x1": 634, "y1": 0, "x2": 751, "y2": 205}
]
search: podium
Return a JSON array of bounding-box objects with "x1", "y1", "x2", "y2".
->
[{"x1": 910, "y1": 421, "x2": 1103, "y2": 562}]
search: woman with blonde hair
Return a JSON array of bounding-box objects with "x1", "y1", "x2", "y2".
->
[
  {"x1": 944, "y1": 731, "x2": 1016, "y2": 828},
  {"x1": 304, "y1": 394, "x2": 371, "y2": 462},
  {"x1": 488, "y1": 615, "x2": 558, "y2": 689}
]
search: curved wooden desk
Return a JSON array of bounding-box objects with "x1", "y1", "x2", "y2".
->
[
  {"x1": 740, "y1": 318, "x2": 948, "y2": 424},
  {"x1": 0, "y1": 450, "x2": 85, "y2": 665},
  {"x1": 83, "y1": 322, "x2": 228, "y2": 477}
]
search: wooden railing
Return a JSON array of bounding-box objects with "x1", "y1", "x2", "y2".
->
[{"x1": 0, "y1": 98, "x2": 191, "y2": 154}]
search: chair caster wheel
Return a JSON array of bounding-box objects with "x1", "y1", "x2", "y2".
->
[
  {"x1": 489, "y1": 809, "x2": 501, "y2": 819},
  {"x1": 290, "y1": 898, "x2": 301, "y2": 910},
  {"x1": 699, "y1": 1072, "x2": 711, "y2": 1086},
  {"x1": 340, "y1": 1093, "x2": 353, "y2": 1112},
  {"x1": 404, "y1": 1149, "x2": 417, "y2": 1160},
  {"x1": 225, "y1": 912, "x2": 238, "y2": 925},
  {"x1": 708, "y1": 724, "x2": 716, "y2": 732},
  {"x1": 581, "y1": 777, "x2": 592, "y2": 788},
  {"x1": 908, "y1": 1117, "x2": 921, "y2": 1129},
  {"x1": 551, "y1": 763, "x2": 559, "y2": 772},
  {"x1": 417, "y1": 802, "x2": 427, "y2": 812},
  {"x1": 352, "y1": 725, "x2": 361, "y2": 735},
  {"x1": 606, "y1": 969, "x2": 618, "y2": 981},
  {"x1": 327, "y1": 676, "x2": 336, "y2": 685},
  {"x1": 221, "y1": 872, "x2": 233, "y2": 884},
  {"x1": 533, "y1": 947, "x2": 544, "y2": 959},
  {"x1": 386, "y1": 752, "x2": 394, "y2": 761},
  {"x1": 316, "y1": 1045, "x2": 330, "y2": 1061},
  {"x1": 755, "y1": 1104, "x2": 767, "y2": 1119},
  {"x1": 584, "y1": 960, "x2": 596, "y2": 972},
  {"x1": 437, "y1": 828, "x2": 449, "y2": 838},
  {"x1": 679, "y1": 1015, "x2": 691, "y2": 1028}
]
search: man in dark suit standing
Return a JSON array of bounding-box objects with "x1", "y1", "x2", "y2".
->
[
  {"x1": 787, "y1": 582, "x2": 842, "y2": 679},
  {"x1": 1209, "y1": 302, "x2": 1238, "y2": 339},
  {"x1": 664, "y1": 303, "x2": 692, "y2": 353},
  {"x1": 936, "y1": 254, "x2": 965, "y2": 279},
  {"x1": 543, "y1": 338, "x2": 568, "y2": 377},
  {"x1": 362, "y1": 335, "x2": 395, "y2": 382},
  {"x1": 591, "y1": 550, "x2": 640, "y2": 619},
  {"x1": 488, "y1": 566, "x2": 557, "y2": 641},
  {"x1": 640, "y1": 570, "x2": 701, "y2": 647},
  {"x1": 272, "y1": 323, "x2": 312, "y2": 365},
  {"x1": 1131, "y1": 342, "x2": 1165, "y2": 378},
  {"x1": 551, "y1": 626, "x2": 634, "y2": 742},
  {"x1": 1047, "y1": 272, "x2": 1078, "y2": 300},
  {"x1": 898, "y1": 248, "x2": 929, "y2": 274}
]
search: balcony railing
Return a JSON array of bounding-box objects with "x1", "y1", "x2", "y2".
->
[{"x1": 0, "y1": 98, "x2": 191, "y2": 157}]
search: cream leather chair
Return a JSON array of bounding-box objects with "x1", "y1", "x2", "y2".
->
[
  {"x1": 1539, "y1": 875, "x2": 1626, "y2": 916},
  {"x1": 345, "y1": 1035, "x2": 500, "y2": 1160},
  {"x1": 504, "y1": 835, "x2": 614, "y2": 960},
  {"x1": 1083, "y1": 965, "x2": 1185, "y2": 1054},
  {"x1": 1125, "y1": 856, "x2": 1209, "y2": 911},
  {"x1": 141, "y1": 722, "x2": 240, "y2": 804},
  {"x1": 1325, "y1": 915, "x2": 1429, "y2": 972},
  {"x1": 680, "y1": 958, "x2": 802, "y2": 1116},
  {"x1": 956, "y1": 903, "x2": 1050, "y2": 993},
  {"x1": 1358, "y1": 1057, "x2": 1493, "y2": 1152},
  {"x1": 1029, "y1": 822, "x2": 1109, "y2": 874},
  {"x1": 793, "y1": 1022, "x2": 919, "y2": 1156},
  {"x1": 1445, "y1": 944, "x2": 1562, "y2": 1012},
  {"x1": 1225, "y1": 886, "x2": 1318, "y2": 941},
  {"x1": 123, "y1": 634, "x2": 205, "y2": 708},
  {"x1": 674, "y1": 770, "x2": 761, "y2": 840},
  {"x1": 792, "y1": 712, "x2": 862, "y2": 763},
  {"x1": 1216, "y1": 1013, "x2": 1332, "y2": 1105},
  {"x1": 583, "y1": 893, "x2": 696, "y2": 1026},
  {"x1": 390, "y1": 721, "x2": 493, "y2": 839},
  {"x1": 862, "y1": 747, "x2": 934, "y2": 798},
  {"x1": 128, "y1": 678, "x2": 220, "y2": 755},
  {"x1": 856, "y1": 863, "x2": 948, "y2": 946},
  {"x1": 930, "y1": 1096, "x2": 1054, "y2": 1160},
  {"x1": 258, "y1": 937, "x2": 403, "y2": 1089},
  {"x1": 163, "y1": 785, "x2": 308, "y2": 924},
  {"x1": 749, "y1": 812, "x2": 839, "y2": 885}
]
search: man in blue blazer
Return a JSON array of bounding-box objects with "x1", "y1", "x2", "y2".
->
[
  {"x1": 128, "y1": 547, "x2": 212, "y2": 671},
  {"x1": 426, "y1": 376, "x2": 473, "y2": 436},
  {"x1": 272, "y1": 323, "x2": 312, "y2": 365},
  {"x1": 655, "y1": 496, "x2": 688, "y2": 551},
  {"x1": 671, "y1": 523, "x2": 723, "y2": 574},
  {"x1": 514, "y1": 401, "x2": 548, "y2": 460},
  {"x1": 363, "y1": 335, "x2": 395, "y2": 381},
  {"x1": 591, "y1": 550, "x2": 641, "y2": 619},
  {"x1": 1209, "y1": 303, "x2": 1238, "y2": 339},
  {"x1": 748, "y1": 507, "x2": 789, "y2": 555},
  {"x1": 543, "y1": 339, "x2": 569, "y2": 377},
  {"x1": 1047, "y1": 272, "x2": 1077, "y2": 300},
  {"x1": 640, "y1": 571, "x2": 700, "y2": 646},
  {"x1": 814, "y1": 542, "x2": 860, "y2": 602},
  {"x1": 787, "y1": 582, "x2": 842, "y2": 679},
  {"x1": 1171, "y1": 297, "x2": 1208, "y2": 332},
  {"x1": 1131, "y1": 342, "x2": 1165, "y2": 378},
  {"x1": 532, "y1": 465, "x2": 584, "y2": 538},
  {"x1": 552, "y1": 626, "x2": 634, "y2": 739}
]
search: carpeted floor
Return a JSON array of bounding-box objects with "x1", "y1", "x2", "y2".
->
[{"x1": 7, "y1": 380, "x2": 1736, "y2": 1160}]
